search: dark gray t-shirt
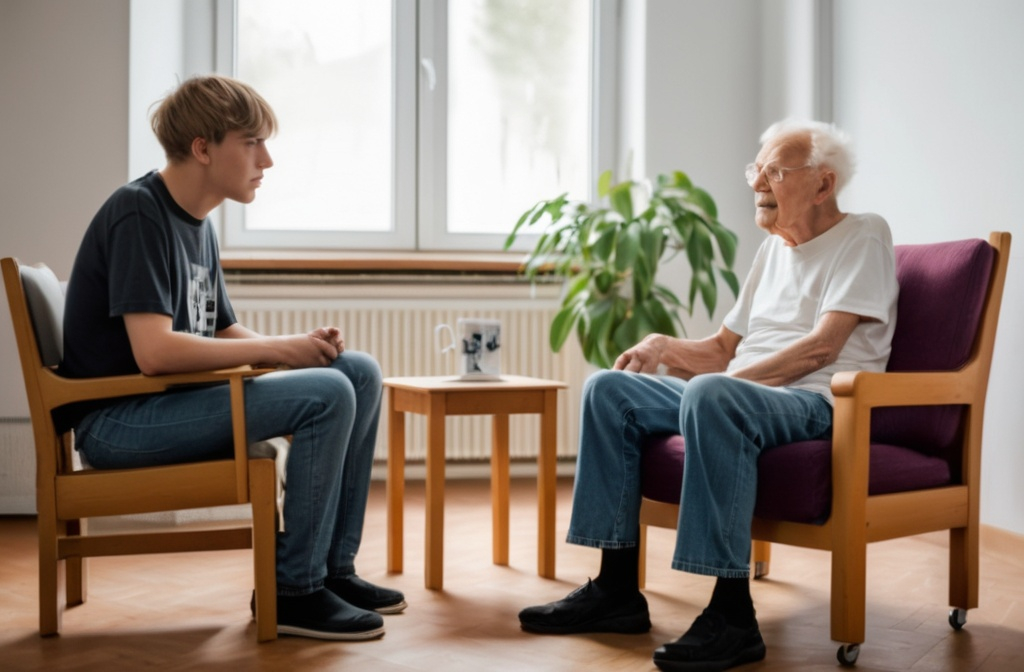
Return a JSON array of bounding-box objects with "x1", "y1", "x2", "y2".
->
[{"x1": 56, "y1": 170, "x2": 236, "y2": 429}]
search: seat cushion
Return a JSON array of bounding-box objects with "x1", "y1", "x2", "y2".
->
[{"x1": 641, "y1": 435, "x2": 952, "y2": 524}]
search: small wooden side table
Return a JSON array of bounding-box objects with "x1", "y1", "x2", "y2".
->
[{"x1": 383, "y1": 375, "x2": 567, "y2": 590}]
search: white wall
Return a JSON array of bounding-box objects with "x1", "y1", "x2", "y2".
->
[
  {"x1": 832, "y1": 0, "x2": 1024, "y2": 535},
  {"x1": 0, "y1": 0, "x2": 131, "y2": 416},
  {"x1": 634, "y1": 0, "x2": 763, "y2": 339},
  {"x1": 0, "y1": 0, "x2": 1021, "y2": 535}
]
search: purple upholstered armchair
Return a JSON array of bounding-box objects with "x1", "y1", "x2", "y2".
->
[{"x1": 637, "y1": 232, "x2": 1011, "y2": 666}]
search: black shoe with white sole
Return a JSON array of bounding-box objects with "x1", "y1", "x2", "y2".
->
[
  {"x1": 326, "y1": 575, "x2": 408, "y2": 614},
  {"x1": 275, "y1": 589, "x2": 384, "y2": 641}
]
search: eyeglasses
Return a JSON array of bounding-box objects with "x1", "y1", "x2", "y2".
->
[{"x1": 744, "y1": 162, "x2": 813, "y2": 187}]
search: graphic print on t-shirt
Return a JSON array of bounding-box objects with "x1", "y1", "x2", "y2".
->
[{"x1": 188, "y1": 264, "x2": 217, "y2": 337}]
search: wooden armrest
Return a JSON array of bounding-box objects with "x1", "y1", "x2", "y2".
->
[
  {"x1": 831, "y1": 369, "x2": 975, "y2": 408},
  {"x1": 827, "y1": 367, "x2": 979, "y2": 494},
  {"x1": 42, "y1": 366, "x2": 275, "y2": 410}
]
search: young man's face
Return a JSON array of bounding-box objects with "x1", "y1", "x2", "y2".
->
[{"x1": 205, "y1": 128, "x2": 273, "y2": 204}]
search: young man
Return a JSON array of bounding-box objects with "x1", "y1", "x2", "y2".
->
[
  {"x1": 518, "y1": 120, "x2": 898, "y2": 671},
  {"x1": 58, "y1": 75, "x2": 404, "y2": 641}
]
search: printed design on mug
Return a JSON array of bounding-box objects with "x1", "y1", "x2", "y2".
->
[
  {"x1": 436, "y1": 318, "x2": 502, "y2": 380},
  {"x1": 462, "y1": 325, "x2": 500, "y2": 374}
]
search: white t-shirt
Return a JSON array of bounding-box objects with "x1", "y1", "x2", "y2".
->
[{"x1": 723, "y1": 213, "x2": 898, "y2": 404}]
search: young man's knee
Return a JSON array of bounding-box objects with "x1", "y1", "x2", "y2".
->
[
  {"x1": 301, "y1": 368, "x2": 357, "y2": 411},
  {"x1": 333, "y1": 351, "x2": 383, "y2": 392}
]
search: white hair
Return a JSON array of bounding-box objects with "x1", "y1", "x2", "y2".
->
[{"x1": 760, "y1": 119, "x2": 856, "y2": 194}]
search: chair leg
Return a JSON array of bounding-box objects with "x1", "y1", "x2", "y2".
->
[
  {"x1": 65, "y1": 519, "x2": 87, "y2": 606},
  {"x1": 638, "y1": 524, "x2": 648, "y2": 590},
  {"x1": 752, "y1": 540, "x2": 771, "y2": 579},
  {"x1": 948, "y1": 526, "x2": 979, "y2": 611},
  {"x1": 65, "y1": 557, "x2": 87, "y2": 607},
  {"x1": 38, "y1": 519, "x2": 64, "y2": 636},
  {"x1": 250, "y1": 459, "x2": 278, "y2": 642},
  {"x1": 830, "y1": 538, "x2": 867, "y2": 645}
]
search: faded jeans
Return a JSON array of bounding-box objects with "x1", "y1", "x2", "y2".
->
[
  {"x1": 74, "y1": 351, "x2": 382, "y2": 596},
  {"x1": 566, "y1": 370, "x2": 833, "y2": 578}
]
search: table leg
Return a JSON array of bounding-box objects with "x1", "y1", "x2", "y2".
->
[
  {"x1": 425, "y1": 394, "x2": 446, "y2": 590},
  {"x1": 386, "y1": 389, "x2": 405, "y2": 574},
  {"x1": 491, "y1": 413, "x2": 510, "y2": 566},
  {"x1": 538, "y1": 389, "x2": 558, "y2": 579}
]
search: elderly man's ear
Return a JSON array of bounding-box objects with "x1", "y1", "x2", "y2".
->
[{"x1": 814, "y1": 169, "x2": 838, "y2": 203}]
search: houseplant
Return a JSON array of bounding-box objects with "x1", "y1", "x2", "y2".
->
[{"x1": 504, "y1": 170, "x2": 740, "y2": 369}]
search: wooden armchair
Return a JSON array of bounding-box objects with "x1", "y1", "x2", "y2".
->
[
  {"x1": 637, "y1": 232, "x2": 1011, "y2": 665},
  {"x1": 2, "y1": 256, "x2": 280, "y2": 642}
]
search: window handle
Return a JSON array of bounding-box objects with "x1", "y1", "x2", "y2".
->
[{"x1": 420, "y1": 57, "x2": 437, "y2": 91}]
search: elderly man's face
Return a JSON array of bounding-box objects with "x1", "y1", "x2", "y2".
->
[{"x1": 750, "y1": 132, "x2": 822, "y2": 245}]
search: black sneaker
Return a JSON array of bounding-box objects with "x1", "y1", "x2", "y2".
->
[
  {"x1": 518, "y1": 579, "x2": 651, "y2": 635},
  {"x1": 276, "y1": 589, "x2": 385, "y2": 641},
  {"x1": 327, "y1": 575, "x2": 408, "y2": 614},
  {"x1": 653, "y1": 609, "x2": 766, "y2": 671}
]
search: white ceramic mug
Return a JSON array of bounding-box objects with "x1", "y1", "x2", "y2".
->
[{"x1": 435, "y1": 318, "x2": 502, "y2": 380}]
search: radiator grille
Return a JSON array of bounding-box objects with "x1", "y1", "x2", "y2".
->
[{"x1": 232, "y1": 295, "x2": 587, "y2": 462}]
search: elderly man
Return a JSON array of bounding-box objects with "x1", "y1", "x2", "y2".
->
[{"x1": 519, "y1": 119, "x2": 898, "y2": 671}]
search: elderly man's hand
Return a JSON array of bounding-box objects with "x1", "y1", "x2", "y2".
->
[{"x1": 613, "y1": 334, "x2": 667, "y2": 373}]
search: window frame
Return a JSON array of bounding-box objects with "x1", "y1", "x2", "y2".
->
[{"x1": 214, "y1": 0, "x2": 619, "y2": 253}]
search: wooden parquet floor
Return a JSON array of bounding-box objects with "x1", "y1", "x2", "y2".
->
[{"x1": 1, "y1": 477, "x2": 1023, "y2": 671}]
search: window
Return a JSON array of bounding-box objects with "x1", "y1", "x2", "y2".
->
[{"x1": 219, "y1": 0, "x2": 618, "y2": 252}]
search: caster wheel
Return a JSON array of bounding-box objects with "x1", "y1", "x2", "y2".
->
[
  {"x1": 837, "y1": 643, "x2": 860, "y2": 666},
  {"x1": 949, "y1": 608, "x2": 967, "y2": 631}
]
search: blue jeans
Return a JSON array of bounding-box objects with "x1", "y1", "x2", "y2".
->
[
  {"x1": 74, "y1": 351, "x2": 383, "y2": 596},
  {"x1": 566, "y1": 370, "x2": 833, "y2": 578}
]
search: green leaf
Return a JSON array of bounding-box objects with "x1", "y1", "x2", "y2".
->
[
  {"x1": 544, "y1": 194, "x2": 569, "y2": 220},
  {"x1": 597, "y1": 170, "x2": 613, "y2": 198},
  {"x1": 718, "y1": 267, "x2": 740, "y2": 296},
  {"x1": 614, "y1": 223, "x2": 641, "y2": 273},
  {"x1": 646, "y1": 298, "x2": 678, "y2": 337},
  {"x1": 686, "y1": 223, "x2": 714, "y2": 274},
  {"x1": 592, "y1": 226, "x2": 618, "y2": 262},
  {"x1": 632, "y1": 251, "x2": 652, "y2": 302},
  {"x1": 670, "y1": 212, "x2": 695, "y2": 246},
  {"x1": 608, "y1": 181, "x2": 634, "y2": 220},
  {"x1": 563, "y1": 272, "x2": 590, "y2": 302},
  {"x1": 504, "y1": 203, "x2": 540, "y2": 249},
  {"x1": 710, "y1": 222, "x2": 738, "y2": 268},
  {"x1": 671, "y1": 171, "x2": 693, "y2": 190},
  {"x1": 685, "y1": 187, "x2": 718, "y2": 220},
  {"x1": 549, "y1": 304, "x2": 579, "y2": 352},
  {"x1": 697, "y1": 271, "x2": 718, "y2": 318},
  {"x1": 586, "y1": 298, "x2": 616, "y2": 366},
  {"x1": 593, "y1": 269, "x2": 614, "y2": 295},
  {"x1": 652, "y1": 283, "x2": 685, "y2": 309}
]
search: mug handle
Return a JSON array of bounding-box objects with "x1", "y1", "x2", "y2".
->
[{"x1": 435, "y1": 323, "x2": 456, "y2": 354}]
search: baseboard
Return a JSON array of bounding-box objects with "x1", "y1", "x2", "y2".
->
[
  {"x1": 981, "y1": 524, "x2": 1024, "y2": 569},
  {"x1": 370, "y1": 459, "x2": 577, "y2": 481}
]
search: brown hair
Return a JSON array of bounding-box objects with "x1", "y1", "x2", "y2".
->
[{"x1": 150, "y1": 75, "x2": 278, "y2": 162}]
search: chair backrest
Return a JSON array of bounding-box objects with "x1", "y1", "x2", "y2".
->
[
  {"x1": 3, "y1": 257, "x2": 69, "y2": 484},
  {"x1": 16, "y1": 263, "x2": 65, "y2": 367},
  {"x1": 871, "y1": 238, "x2": 996, "y2": 469}
]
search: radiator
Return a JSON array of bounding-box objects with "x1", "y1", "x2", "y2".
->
[
  {"x1": 230, "y1": 280, "x2": 588, "y2": 463},
  {"x1": 0, "y1": 418, "x2": 35, "y2": 513}
]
